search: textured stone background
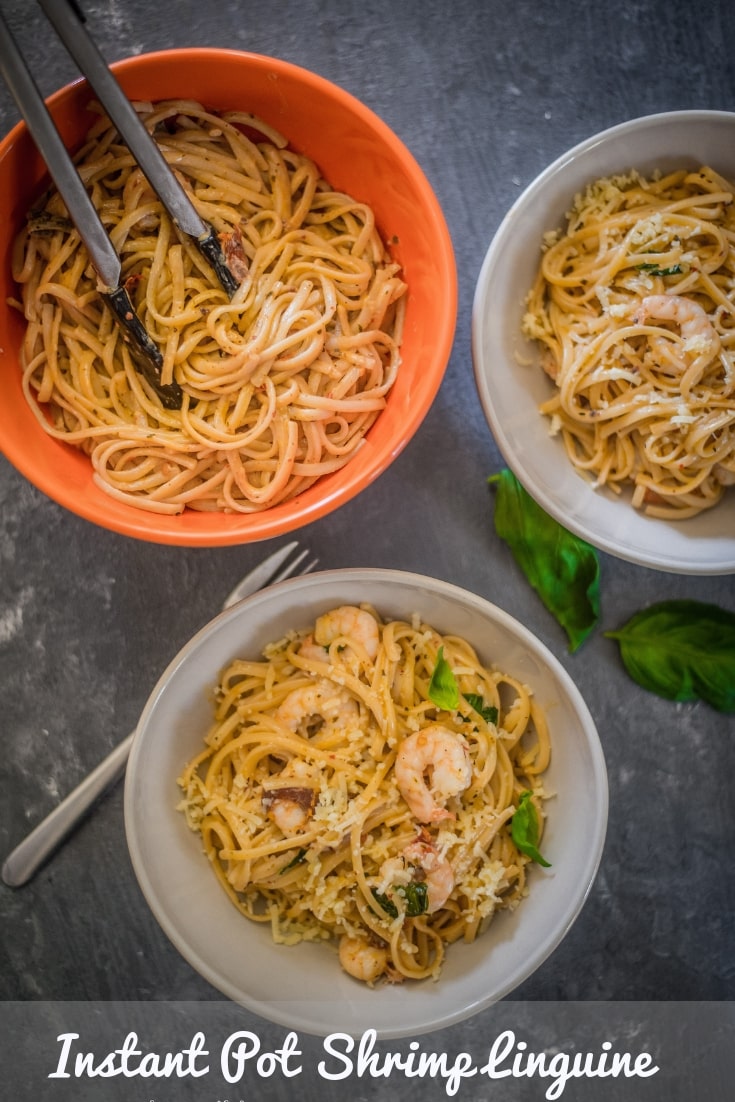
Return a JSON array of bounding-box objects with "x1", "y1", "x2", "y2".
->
[{"x1": 0, "y1": 0, "x2": 733, "y2": 1096}]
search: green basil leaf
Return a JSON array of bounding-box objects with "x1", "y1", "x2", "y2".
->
[
  {"x1": 463, "y1": 692, "x2": 499, "y2": 726},
  {"x1": 279, "y1": 847, "x2": 307, "y2": 874},
  {"x1": 511, "y1": 790, "x2": 551, "y2": 867},
  {"x1": 429, "y1": 645, "x2": 460, "y2": 710},
  {"x1": 396, "y1": 881, "x2": 429, "y2": 916},
  {"x1": 635, "y1": 262, "x2": 683, "y2": 276},
  {"x1": 372, "y1": 888, "x2": 399, "y2": 919},
  {"x1": 605, "y1": 599, "x2": 735, "y2": 713},
  {"x1": 372, "y1": 882, "x2": 429, "y2": 918},
  {"x1": 489, "y1": 469, "x2": 600, "y2": 652}
]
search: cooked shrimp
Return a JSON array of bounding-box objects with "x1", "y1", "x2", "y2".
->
[
  {"x1": 314, "y1": 605, "x2": 380, "y2": 662},
  {"x1": 394, "y1": 725, "x2": 472, "y2": 823},
  {"x1": 634, "y1": 294, "x2": 720, "y2": 353},
  {"x1": 297, "y1": 633, "x2": 329, "y2": 664},
  {"x1": 274, "y1": 678, "x2": 358, "y2": 733},
  {"x1": 378, "y1": 837, "x2": 454, "y2": 914},
  {"x1": 263, "y1": 788, "x2": 314, "y2": 834},
  {"x1": 262, "y1": 759, "x2": 318, "y2": 834},
  {"x1": 338, "y1": 934, "x2": 388, "y2": 984}
]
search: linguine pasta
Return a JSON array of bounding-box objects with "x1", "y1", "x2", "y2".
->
[
  {"x1": 178, "y1": 604, "x2": 550, "y2": 985},
  {"x1": 522, "y1": 166, "x2": 735, "y2": 518},
  {"x1": 11, "y1": 100, "x2": 406, "y2": 514}
]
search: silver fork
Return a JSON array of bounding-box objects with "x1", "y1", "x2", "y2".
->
[{"x1": 2, "y1": 541, "x2": 318, "y2": 888}]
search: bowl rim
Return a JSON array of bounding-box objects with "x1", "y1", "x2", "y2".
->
[
  {"x1": 124, "y1": 567, "x2": 609, "y2": 1037},
  {"x1": 0, "y1": 47, "x2": 457, "y2": 546},
  {"x1": 471, "y1": 108, "x2": 735, "y2": 575}
]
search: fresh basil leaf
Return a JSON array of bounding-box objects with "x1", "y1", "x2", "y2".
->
[
  {"x1": 635, "y1": 262, "x2": 683, "y2": 276},
  {"x1": 279, "y1": 847, "x2": 307, "y2": 874},
  {"x1": 488, "y1": 469, "x2": 600, "y2": 652},
  {"x1": 396, "y1": 881, "x2": 429, "y2": 916},
  {"x1": 463, "y1": 692, "x2": 499, "y2": 726},
  {"x1": 372, "y1": 888, "x2": 399, "y2": 918},
  {"x1": 605, "y1": 600, "x2": 735, "y2": 713},
  {"x1": 511, "y1": 790, "x2": 551, "y2": 867},
  {"x1": 429, "y1": 645, "x2": 460, "y2": 710},
  {"x1": 372, "y1": 882, "x2": 429, "y2": 918}
]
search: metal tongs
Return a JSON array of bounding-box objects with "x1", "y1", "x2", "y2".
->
[{"x1": 0, "y1": 0, "x2": 240, "y2": 408}]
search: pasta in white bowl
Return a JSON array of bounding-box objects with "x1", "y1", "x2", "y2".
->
[
  {"x1": 177, "y1": 602, "x2": 551, "y2": 987},
  {"x1": 125, "y1": 568, "x2": 607, "y2": 1039},
  {"x1": 473, "y1": 110, "x2": 735, "y2": 574}
]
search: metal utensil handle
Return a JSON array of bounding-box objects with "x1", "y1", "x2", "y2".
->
[
  {"x1": 1, "y1": 732, "x2": 135, "y2": 888},
  {"x1": 0, "y1": 11, "x2": 180, "y2": 405},
  {"x1": 37, "y1": 0, "x2": 208, "y2": 242},
  {"x1": 0, "y1": 9, "x2": 120, "y2": 288}
]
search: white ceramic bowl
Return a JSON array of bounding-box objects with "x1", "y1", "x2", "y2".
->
[
  {"x1": 472, "y1": 110, "x2": 735, "y2": 575},
  {"x1": 125, "y1": 568, "x2": 607, "y2": 1038}
]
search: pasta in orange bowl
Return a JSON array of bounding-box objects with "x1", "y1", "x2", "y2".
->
[
  {"x1": 13, "y1": 100, "x2": 407, "y2": 516},
  {"x1": 0, "y1": 49, "x2": 455, "y2": 544}
]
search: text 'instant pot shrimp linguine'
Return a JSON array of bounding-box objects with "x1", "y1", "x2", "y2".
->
[
  {"x1": 522, "y1": 165, "x2": 735, "y2": 519},
  {"x1": 178, "y1": 604, "x2": 551, "y2": 985},
  {"x1": 11, "y1": 100, "x2": 407, "y2": 515}
]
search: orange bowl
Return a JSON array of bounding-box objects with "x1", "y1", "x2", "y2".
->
[{"x1": 0, "y1": 48, "x2": 456, "y2": 545}]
